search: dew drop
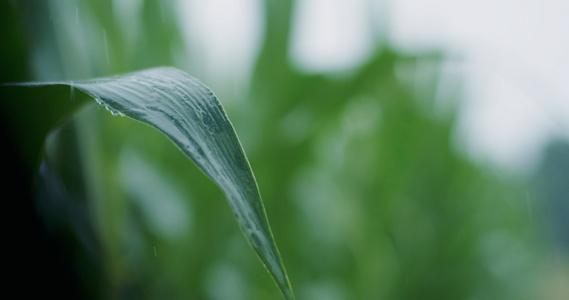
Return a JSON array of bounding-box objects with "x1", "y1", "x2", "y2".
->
[
  {"x1": 104, "y1": 105, "x2": 124, "y2": 117},
  {"x1": 105, "y1": 106, "x2": 116, "y2": 116},
  {"x1": 247, "y1": 229, "x2": 263, "y2": 250}
]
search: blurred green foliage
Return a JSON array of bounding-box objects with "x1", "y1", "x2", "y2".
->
[{"x1": 2, "y1": 0, "x2": 564, "y2": 299}]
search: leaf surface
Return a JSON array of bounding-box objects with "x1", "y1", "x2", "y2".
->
[{"x1": 14, "y1": 67, "x2": 293, "y2": 300}]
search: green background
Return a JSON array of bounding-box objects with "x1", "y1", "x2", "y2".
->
[{"x1": 1, "y1": 0, "x2": 568, "y2": 299}]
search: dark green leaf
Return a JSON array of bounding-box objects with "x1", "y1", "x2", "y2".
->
[{"x1": 12, "y1": 67, "x2": 294, "y2": 300}]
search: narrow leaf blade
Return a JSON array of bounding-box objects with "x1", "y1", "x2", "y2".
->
[{"x1": 17, "y1": 67, "x2": 294, "y2": 299}]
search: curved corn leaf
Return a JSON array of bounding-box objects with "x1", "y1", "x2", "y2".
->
[{"x1": 14, "y1": 67, "x2": 294, "y2": 300}]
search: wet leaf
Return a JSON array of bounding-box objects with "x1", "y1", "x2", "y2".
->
[{"x1": 13, "y1": 67, "x2": 294, "y2": 300}]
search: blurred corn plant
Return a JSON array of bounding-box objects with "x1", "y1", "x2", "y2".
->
[{"x1": 1, "y1": 0, "x2": 557, "y2": 299}]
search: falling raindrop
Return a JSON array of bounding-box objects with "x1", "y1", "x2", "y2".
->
[
  {"x1": 526, "y1": 192, "x2": 532, "y2": 220},
  {"x1": 70, "y1": 85, "x2": 75, "y2": 101},
  {"x1": 103, "y1": 29, "x2": 109, "y2": 65}
]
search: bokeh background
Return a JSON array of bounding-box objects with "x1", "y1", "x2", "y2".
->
[{"x1": 1, "y1": 0, "x2": 568, "y2": 299}]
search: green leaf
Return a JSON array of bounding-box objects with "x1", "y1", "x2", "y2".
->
[{"x1": 14, "y1": 67, "x2": 294, "y2": 300}]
